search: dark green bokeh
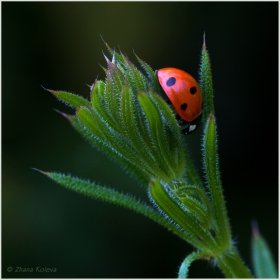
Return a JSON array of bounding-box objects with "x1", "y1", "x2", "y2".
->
[{"x1": 3, "y1": 2, "x2": 278, "y2": 278}]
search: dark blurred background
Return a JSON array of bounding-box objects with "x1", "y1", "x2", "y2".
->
[{"x1": 2, "y1": 2, "x2": 278, "y2": 278}]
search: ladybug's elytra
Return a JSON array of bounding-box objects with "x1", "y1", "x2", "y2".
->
[{"x1": 156, "y1": 67, "x2": 202, "y2": 134}]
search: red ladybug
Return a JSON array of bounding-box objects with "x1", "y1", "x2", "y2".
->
[{"x1": 156, "y1": 67, "x2": 202, "y2": 134}]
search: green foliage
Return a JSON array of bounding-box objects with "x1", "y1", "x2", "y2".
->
[{"x1": 38, "y1": 38, "x2": 275, "y2": 278}]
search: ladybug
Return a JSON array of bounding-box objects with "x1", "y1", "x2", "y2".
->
[{"x1": 156, "y1": 67, "x2": 202, "y2": 134}]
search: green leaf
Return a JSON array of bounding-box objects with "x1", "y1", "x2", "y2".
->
[
  {"x1": 39, "y1": 171, "x2": 193, "y2": 242},
  {"x1": 138, "y1": 91, "x2": 177, "y2": 180},
  {"x1": 202, "y1": 113, "x2": 231, "y2": 251},
  {"x1": 199, "y1": 35, "x2": 215, "y2": 125},
  {"x1": 90, "y1": 79, "x2": 123, "y2": 134},
  {"x1": 178, "y1": 251, "x2": 205, "y2": 278},
  {"x1": 76, "y1": 106, "x2": 106, "y2": 141},
  {"x1": 45, "y1": 88, "x2": 91, "y2": 108},
  {"x1": 251, "y1": 221, "x2": 278, "y2": 278},
  {"x1": 134, "y1": 52, "x2": 161, "y2": 94},
  {"x1": 103, "y1": 56, "x2": 124, "y2": 124},
  {"x1": 148, "y1": 92, "x2": 186, "y2": 177},
  {"x1": 44, "y1": 171, "x2": 157, "y2": 215},
  {"x1": 90, "y1": 80, "x2": 106, "y2": 106},
  {"x1": 106, "y1": 56, "x2": 126, "y2": 93},
  {"x1": 122, "y1": 55, "x2": 149, "y2": 94}
]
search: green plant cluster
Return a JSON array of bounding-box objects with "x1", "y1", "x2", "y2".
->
[{"x1": 38, "y1": 39, "x2": 277, "y2": 278}]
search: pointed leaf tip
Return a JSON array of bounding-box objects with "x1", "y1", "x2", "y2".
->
[
  {"x1": 111, "y1": 52, "x2": 116, "y2": 64},
  {"x1": 41, "y1": 85, "x2": 52, "y2": 93},
  {"x1": 99, "y1": 34, "x2": 105, "y2": 42},
  {"x1": 31, "y1": 168, "x2": 48, "y2": 176},
  {"x1": 208, "y1": 112, "x2": 214, "y2": 121},
  {"x1": 102, "y1": 50, "x2": 110, "y2": 64},
  {"x1": 251, "y1": 223, "x2": 278, "y2": 278},
  {"x1": 100, "y1": 34, "x2": 109, "y2": 48},
  {"x1": 46, "y1": 88, "x2": 56, "y2": 95},
  {"x1": 203, "y1": 32, "x2": 207, "y2": 50},
  {"x1": 251, "y1": 220, "x2": 260, "y2": 237},
  {"x1": 53, "y1": 108, "x2": 72, "y2": 118}
]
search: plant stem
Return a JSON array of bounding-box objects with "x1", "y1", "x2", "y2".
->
[{"x1": 216, "y1": 247, "x2": 253, "y2": 278}]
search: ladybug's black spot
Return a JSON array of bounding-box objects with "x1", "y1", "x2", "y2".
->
[
  {"x1": 190, "y1": 86, "x2": 197, "y2": 94},
  {"x1": 180, "y1": 103, "x2": 188, "y2": 111},
  {"x1": 166, "y1": 77, "x2": 176, "y2": 87}
]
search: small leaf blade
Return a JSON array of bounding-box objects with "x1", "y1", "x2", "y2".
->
[
  {"x1": 202, "y1": 113, "x2": 231, "y2": 249},
  {"x1": 46, "y1": 88, "x2": 91, "y2": 108},
  {"x1": 138, "y1": 91, "x2": 175, "y2": 179},
  {"x1": 39, "y1": 171, "x2": 194, "y2": 242}
]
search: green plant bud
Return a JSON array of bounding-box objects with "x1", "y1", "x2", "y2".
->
[
  {"x1": 173, "y1": 187, "x2": 212, "y2": 230},
  {"x1": 149, "y1": 179, "x2": 217, "y2": 253}
]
